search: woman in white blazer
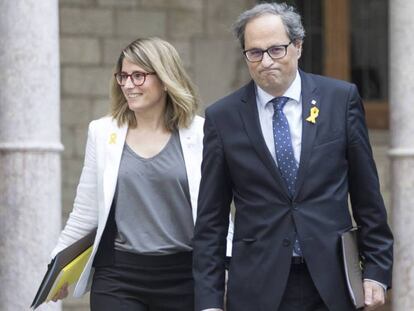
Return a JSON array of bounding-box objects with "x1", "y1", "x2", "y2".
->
[{"x1": 51, "y1": 37, "x2": 232, "y2": 311}]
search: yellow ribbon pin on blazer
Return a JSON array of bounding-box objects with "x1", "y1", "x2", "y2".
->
[
  {"x1": 109, "y1": 133, "x2": 117, "y2": 144},
  {"x1": 306, "y1": 106, "x2": 319, "y2": 124}
]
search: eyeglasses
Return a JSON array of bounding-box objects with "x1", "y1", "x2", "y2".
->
[
  {"x1": 243, "y1": 41, "x2": 293, "y2": 62},
  {"x1": 114, "y1": 71, "x2": 156, "y2": 86}
]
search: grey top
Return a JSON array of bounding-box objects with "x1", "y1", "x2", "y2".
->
[{"x1": 114, "y1": 130, "x2": 194, "y2": 255}]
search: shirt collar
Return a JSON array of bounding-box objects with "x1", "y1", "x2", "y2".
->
[{"x1": 256, "y1": 70, "x2": 302, "y2": 108}]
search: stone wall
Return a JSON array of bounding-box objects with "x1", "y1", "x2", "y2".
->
[{"x1": 58, "y1": 1, "x2": 391, "y2": 310}]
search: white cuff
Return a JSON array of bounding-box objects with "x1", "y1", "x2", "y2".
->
[{"x1": 363, "y1": 279, "x2": 387, "y2": 292}]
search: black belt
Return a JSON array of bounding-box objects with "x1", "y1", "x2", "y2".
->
[{"x1": 291, "y1": 256, "x2": 305, "y2": 265}]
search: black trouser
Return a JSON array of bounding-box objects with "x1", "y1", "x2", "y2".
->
[
  {"x1": 278, "y1": 259, "x2": 329, "y2": 311},
  {"x1": 90, "y1": 250, "x2": 194, "y2": 311}
]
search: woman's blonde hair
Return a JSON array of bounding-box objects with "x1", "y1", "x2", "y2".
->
[{"x1": 110, "y1": 37, "x2": 200, "y2": 130}]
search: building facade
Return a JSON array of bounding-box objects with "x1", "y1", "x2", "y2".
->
[{"x1": 1, "y1": 1, "x2": 403, "y2": 310}]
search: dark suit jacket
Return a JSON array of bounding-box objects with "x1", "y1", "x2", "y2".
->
[{"x1": 193, "y1": 71, "x2": 393, "y2": 311}]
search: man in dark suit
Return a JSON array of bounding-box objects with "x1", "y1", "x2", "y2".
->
[{"x1": 193, "y1": 3, "x2": 393, "y2": 311}]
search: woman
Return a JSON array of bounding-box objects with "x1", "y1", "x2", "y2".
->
[{"x1": 51, "y1": 37, "x2": 232, "y2": 311}]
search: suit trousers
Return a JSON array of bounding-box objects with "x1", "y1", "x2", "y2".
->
[
  {"x1": 90, "y1": 250, "x2": 194, "y2": 311},
  {"x1": 278, "y1": 260, "x2": 329, "y2": 311}
]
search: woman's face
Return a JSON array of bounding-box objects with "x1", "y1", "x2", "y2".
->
[{"x1": 119, "y1": 58, "x2": 167, "y2": 114}]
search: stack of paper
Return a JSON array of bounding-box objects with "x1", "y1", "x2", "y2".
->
[{"x1": 31, "y1": 229, "x2": 96, "y2": 310}]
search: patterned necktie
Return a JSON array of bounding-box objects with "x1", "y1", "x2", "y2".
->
[
  {"x1": 272, "y1": 96, "x2": 298, "y2": 195},
  {"x1": 272, "y1": 96, "x2": 302, "y2": 256}
]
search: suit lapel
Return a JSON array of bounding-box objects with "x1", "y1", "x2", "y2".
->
[
  {"x1": 238, "y1": 81, "x2": 291, "y2": 200},
  {"x1": 103, "y1": 119, "x2": 128, "y2": 213},
  {"x1": 294, "y1": 71, "x2": 320, "y2": 200}
]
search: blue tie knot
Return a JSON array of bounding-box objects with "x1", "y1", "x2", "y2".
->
[{"x1": 272, "y1": 96, "x2": 290, "y2": 111}]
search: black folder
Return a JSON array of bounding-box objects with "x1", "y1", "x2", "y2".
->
[
  {"x1": 31, "y1": 229, "x2": 96, "y2": 310},
  {"x1": 341, "y1": 228, "x2": 364, "y2": 308}
]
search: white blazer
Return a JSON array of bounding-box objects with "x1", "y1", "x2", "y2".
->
[{"x1": 52, "y1": 115, "x2": 233, "y2": 297}]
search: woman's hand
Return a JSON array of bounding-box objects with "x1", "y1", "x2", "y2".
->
[{"x1": 51, "y1": 282, "x2": 69, "y2": 302}]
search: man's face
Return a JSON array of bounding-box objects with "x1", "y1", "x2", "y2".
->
[{"x1": 244, "y1": 14, "x2": 302, "y2": 97}]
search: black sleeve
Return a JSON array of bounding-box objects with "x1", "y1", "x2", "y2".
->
[
  {"x1": 346, "y1": 84, "x2": 393, "y2": 288},
  {"x1": 193, "y1": 109, "x2": 233, "y2": 310}
]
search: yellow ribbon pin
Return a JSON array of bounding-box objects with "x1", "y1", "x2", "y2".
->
[
  {"x1": 306, "y1": 106, "x2": 319, "y2": 124},
  {"x1": 109, "y1": 133, "x2": 117, "y2": 144}
]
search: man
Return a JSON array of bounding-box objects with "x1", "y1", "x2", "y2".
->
[{"x1": 193, "y1": 3, "x2": 393, "y2": 311}]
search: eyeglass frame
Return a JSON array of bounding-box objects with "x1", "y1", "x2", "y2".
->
[
  {"x1": 243, "y1": 41, "x2": 293, "y2": 63},
  {"x1": 114, "y1": 71, "x2": 156, "y2": 87}
]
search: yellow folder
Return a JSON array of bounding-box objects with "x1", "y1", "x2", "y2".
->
[
  {"x1": 46, "y1": 245, "x2": 93, "y2": 301},
  {"x1": 31, "y1": 229, "x2": 96, "y2": 310}
]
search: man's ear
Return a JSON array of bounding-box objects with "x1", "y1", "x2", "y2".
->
[{"x1": 295, "y1": 40, "x2": 303, "y2": 59}]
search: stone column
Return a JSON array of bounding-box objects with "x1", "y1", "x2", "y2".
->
[
  {"x1": 0, "y1": 1, "x2": 62, "y2": 310},
  {"x1": 389, "y1": 0, "x2": 414, "y2": 310}
]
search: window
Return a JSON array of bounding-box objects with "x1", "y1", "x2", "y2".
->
[
  {"x1": 266, "y1": 0, "x2": 389, "y2": 128},
  {"x1": 351, "y1": 0, "x2": 388, "y2": 101}
]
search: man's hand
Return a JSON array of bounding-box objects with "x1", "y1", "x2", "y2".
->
[{"x1": 363, "y1": 280, "x2": 385, "y2": 310}]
